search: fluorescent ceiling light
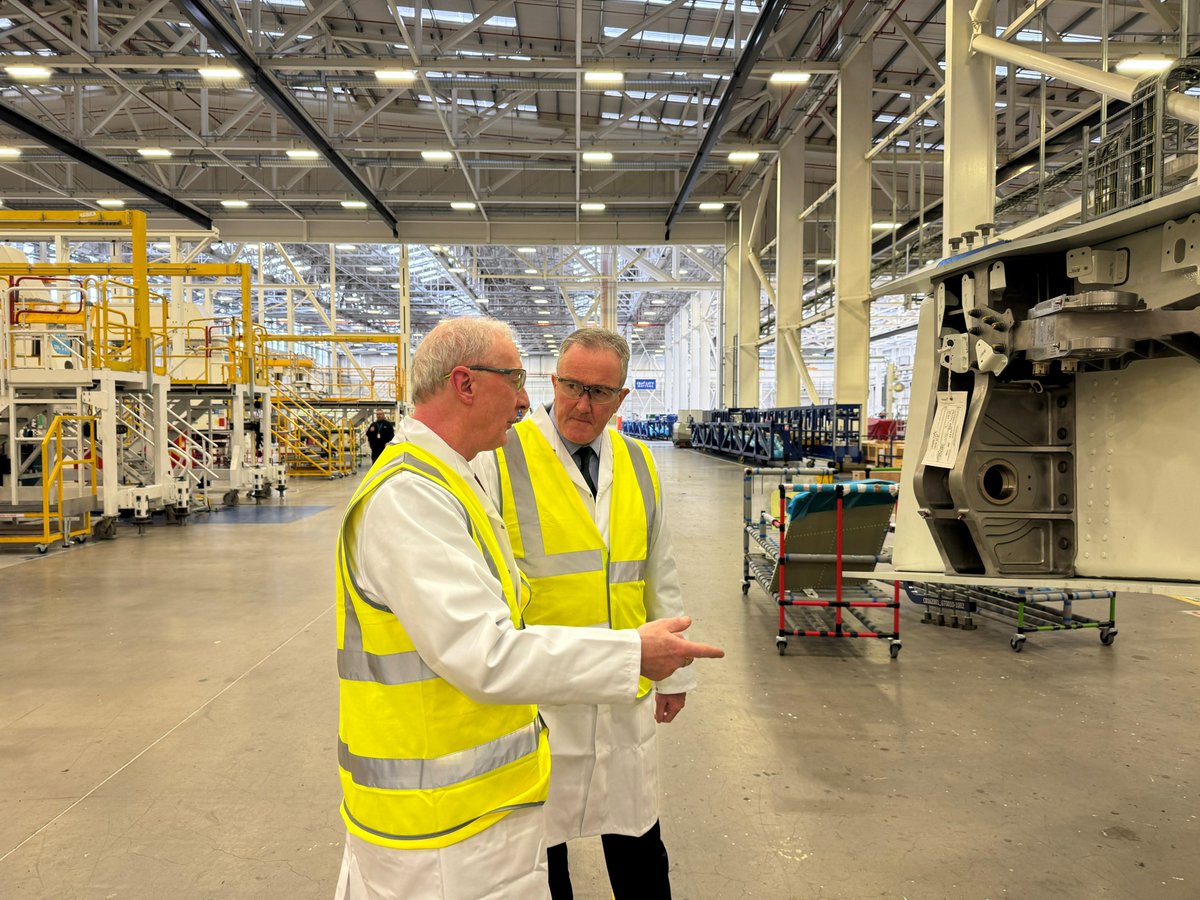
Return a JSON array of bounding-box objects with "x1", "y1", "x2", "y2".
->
[
  {"x1": 534, "y1": 298, "x2": 549, "y2": 304},
  {"x1": 523, "y1": 267, "x2": 538, "y2": 274},
  {"x1": 727, "y1": 150, "x2": 761, "y2": 163},
  {"x1": 517, "y1": 246, "x2": 537, "y2": 254},
  {"x1": 815, "y1": 258, "x2": 836, "y2": 265},
  {"x1": 430, "y1": 245, "x2": 446, "y2": 252},
  {"x1": 390, "y1": 282, "x2": 402, "y2": 288},
  {"x1": 366, "y1": 265, "x2": 386, "y2": 273},
  {"x1": 286, "y1": 148, "x2": 320, "y2": 160},
  {"x1": 582, "y1": 151, "x2": 613, "y2": 163},
  {"x1": 583, "y1": 71, "x2": 624, "y2": 86},
  {"x1": 872, "y1": 221, "x2": 900, "y2": 230},
  {"x1": 537, "y1": 320, "x2": 551, "y2": 325},
  {"x1": 580, "y1": 202, "x2": 606, "y2": 211},
  {"x1": 769, "y1": 71, "x2": 812, "y2": 85},
  {"x1": 5, "y1": 65, "x2": 52, "y2": 81},
  {"x1": 138, "y1": 147, "x2": 172, "y2": 158},
  {"x1": 335, "y1": 243, "x2": 357, "y2": 251},
  {"x1": 0, "y1": 147, "x2": 21, "y2": 159},
  {"x1": 450, "y1": 201, "x2": 477, "y2": 210},
  {"x1": 294, "y1": 264, "x2": 312, "y2": 272},
  {"x1": 199, "y1": 67, "x2": 243, "y2": 81},
  {"x1": 341, "y1": 200, "x2": 368, "y2": 209},
  {"x1": 449, "y1": 266, "x2": 467, "y2": 273},
  {"x1": 152, "y1": 242, "x2": 171, "y2": 251},
  {"x1": 651, "y1": 299, "x2": 666, "y2": 305},
  {"x1": 422, "y1": 149, "x2": 454, "y2": 161},
  {"x1": 221, "y1": 199, "x2": 249, "y2": 208},
  {"x1": 376, "y1": 68, "x2": 418, "y2": 82},
  {"x1": 530, "y1": 285, "x2": 546, "y2": 291},
  {"x1": 1115, "y1": 55, "x2": 1174, "y2": 74},
  {"x1": 96, "y1": 199, "x2": 125, "y2": 208},
  {"x1": 698, "y1": 201, "x2": 725, "y2": 211}
]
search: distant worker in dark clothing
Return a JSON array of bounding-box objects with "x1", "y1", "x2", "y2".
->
[{"x1": 365, "y1": 410, "x2": 396, "y2": 463}]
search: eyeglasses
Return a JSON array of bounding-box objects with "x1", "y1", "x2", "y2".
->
[
  {"x1": 444, "y1": 365, "x2": 527, "y2": 391},
  {"x1": 555, "y1": 376, "x2": 622, "y2": 404}
]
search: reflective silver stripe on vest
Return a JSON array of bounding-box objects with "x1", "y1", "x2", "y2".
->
[
  {"x1": 501, "y1": 431, "x2": 546, "y2": 558},
  {"x1": 343, "y1": 798, "x2": 545, "y2": 844},
  {"x1": 339, "y1": 718, "x2": 546, "y2": 791},
  {"x1": 619, "y1": 433, "x2": 658, "y2": 540},
  {"x1": 338, "y1": 647, "x2": 439, "y2": 684},
  {"x1": 608, "y1": 559, "x2": 646, "y2": 583},
  {"x1": 520, "y1": 548, "x2": 604, "y2": 578}
]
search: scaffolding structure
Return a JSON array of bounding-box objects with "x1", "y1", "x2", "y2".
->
[{"x1": 0, "y1": 210, "x2": 291, "y2": 545}]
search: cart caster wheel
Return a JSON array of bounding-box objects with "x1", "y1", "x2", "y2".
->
[
  {"x1": 74, "y1": 536, "x2": 87, "y2": 545},
  {"x1": 776, "y1": 639, "x2": 787, "y2": 656},
  {"x1": 889, "y1": 642, "x2": 901, "y2": 659},
  {"x1": 1010, "y1": 636, "x2": 1026, "y2": 652},
  {"x1": 1100, "y1": 628, "x2": 1118, "y2": 646},
  {"x1": 223, "y1": 490, "x2": 240, "y2": 508},
  {"x1": 35, "y1": 544, "x2": 48, "y2": 554},
  {"x1": 741, "y1": 582, "x2": 750, "y2": 596}
]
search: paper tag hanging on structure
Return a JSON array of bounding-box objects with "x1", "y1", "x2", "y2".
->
[{"x1": 921, "y1": 391, "x2": 968, "y2": 469}]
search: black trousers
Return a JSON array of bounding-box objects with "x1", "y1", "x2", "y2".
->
[{"x1": 547, "y1": 820, "x2": 671, "y2": 900}]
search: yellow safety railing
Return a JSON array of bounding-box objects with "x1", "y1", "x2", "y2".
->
[
  {"x1": 0, "y1": 415, "x2": 98, "y2": 549},
  {"x1": 272, "y1": 380, "x2": 358, "y2": 477}
]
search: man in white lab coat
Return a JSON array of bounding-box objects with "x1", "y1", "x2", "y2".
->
[
  {"x1": 475, "y1": 326, "x2": 692, "y2": 899},
  {"x1": 334, "y1": 317, "x2": 721, "y2": 900}
]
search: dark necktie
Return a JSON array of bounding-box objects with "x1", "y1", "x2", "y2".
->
[{"x1": 574, "y1": 446, "x2": 597, "y2": 497}]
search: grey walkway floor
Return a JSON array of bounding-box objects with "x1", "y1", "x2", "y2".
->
[{"x1": 1, "y1": 444, "x2": 1197, "y2": 899}]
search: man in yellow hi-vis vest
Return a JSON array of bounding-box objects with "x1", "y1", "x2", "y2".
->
[
  {"x1": 475, "y1": 327, "x2": 693, "y2": 900},
  {"x1": 334, "y1": 317, "x2": 722, "y2": 900}
]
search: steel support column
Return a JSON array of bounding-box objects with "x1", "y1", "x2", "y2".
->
[
  {"x1": 945, "y1": 0, "x2": 997, "y2": 255},
  {"x1": 398, "y1": 244, "x2": 411, "y2": 406},
  {"x1": 833, "y1": 41, "x2": 873, "y2": 415},
  {"x1": 775, "y1": 134, "x2": 815, "y2": 406},
  {"x1": 737, "y1": 184, "x2": 766, "y2": 406},
  {"x1": 721, "y1": 221, "x2": 738, "y2": 408}
]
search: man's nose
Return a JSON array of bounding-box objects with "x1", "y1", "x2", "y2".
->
[{"x1": 516, "y1": 386, "x2": 530, "y2": 410}]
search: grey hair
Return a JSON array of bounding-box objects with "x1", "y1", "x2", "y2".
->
[
  {"x1": 557, "y1": 326, "x2": 630, "y2": 383},
  {"x1": 410, "y1": 317, "x2": 518, "y2": 404}
]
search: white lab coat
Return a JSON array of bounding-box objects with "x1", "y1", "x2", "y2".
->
[
  {"x1": 335, "y1": 418, "x2": 642, "y2": 900},
  {"x1": 473, "y1": 405, "x2": 697, "y2": 846}
]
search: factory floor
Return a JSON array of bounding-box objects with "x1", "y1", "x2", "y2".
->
[{"x1": 1, "y1": 444, "x2": 1197, "y2": 900}]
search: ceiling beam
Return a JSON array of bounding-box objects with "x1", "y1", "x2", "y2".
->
[
  {"x1": 0, "y1": 100, "x2": 212, "y2": 229},
  {"x1": 665, "y1": 0, "x2": 790, "y2": 239},
  {"x1": 176, "y1": 0, "x2": 399, "y2": 237}
]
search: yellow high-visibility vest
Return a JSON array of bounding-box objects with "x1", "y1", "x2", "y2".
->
[
  {"x1": 496, "y1": 421, "x2": 660, "y2": 697},
  {"x1": 336, "y1": 441, "x2": 550, "y2": 850}
]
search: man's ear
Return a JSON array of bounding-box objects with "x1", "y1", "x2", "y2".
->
[
  {"x1": 614, "y1": 387, "x2": 631, "y2": 410},
  {"x1": 446, "y1": 368, "x2": 476, "y2": 404}
]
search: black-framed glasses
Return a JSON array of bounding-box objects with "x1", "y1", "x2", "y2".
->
[
  {"x1": 556, "y1": 376, "x2": 622, "y2": 404},
  {"x1": 444, "y1": 365, "x2": 527, "y2": 391}
]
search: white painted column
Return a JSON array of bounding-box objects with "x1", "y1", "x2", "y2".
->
[
  {"x1": 398, "y1": 244, "x2": 411, "y2": 407},
  {"x1": 834, "y1": 39, "x2": 873, "y2": 415},
  {"x1": 737, "y1": 194, "x2": 762, "y2": 406},
  {"x1": 944, "y1": 0, "x2": 996, "y2": 254},
  {"x1": 775, "y1": 133, "x2": 807, "y2": 406},
  {"x1": 721, "y1": 221, "x2": 738, "y2": 407}
]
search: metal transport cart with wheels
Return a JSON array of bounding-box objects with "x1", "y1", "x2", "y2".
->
[
  {"x1": 903, "y1": 581, "x2": 1117, "y2": 652},
  {"x1": 743, "y1": 470, "x2": 901, "y2": 657}
]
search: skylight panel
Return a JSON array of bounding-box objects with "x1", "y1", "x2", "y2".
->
[
  {"x1": 602, "y1": 26, "x2": 744, "y2": 51},
  {"x1": 395, "y1": 6, "x2": 517, "y2": 28},
  {"x1": 606, "y1": 89, "x2": 719, "y2": 106},
  {"x1": 875, "y1": 113, "x2": 939, "y2": 128}
]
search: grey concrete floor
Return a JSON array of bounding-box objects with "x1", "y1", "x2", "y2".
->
[{"x1": 1, "y1": 444, "x2": 1197, "y2": 900}]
